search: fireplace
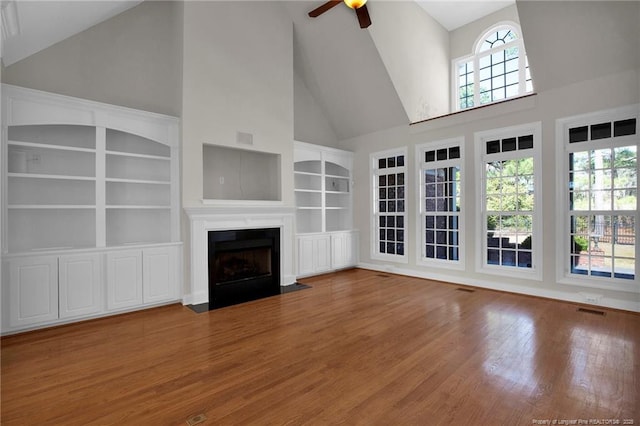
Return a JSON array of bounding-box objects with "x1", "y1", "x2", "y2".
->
[{"x1": 208, "y1": 228, "x2": 280, "y2": 308}]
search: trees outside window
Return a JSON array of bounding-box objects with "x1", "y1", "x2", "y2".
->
[
  {"x1": 475, "y1": 122, "x2": 542, "y2": 279},
  {"x1": 557, "y1": 106, "x2": 638, "y2": 291},
  {"x1": 417, "y1": 138, "x2": 464, "y2": 268}
]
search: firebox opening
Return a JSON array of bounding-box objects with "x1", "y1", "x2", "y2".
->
[
  {"x1": 208, "y1": 228, "x2": 280, "y2": 309},
  {"x1": 215, "y1": 247, "x2": 272, "y2": 284}
]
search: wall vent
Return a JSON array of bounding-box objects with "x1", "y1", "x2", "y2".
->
[
  {"x1": 236, "y1": 131, "x2": 253, "y2": 145},
  {"x1": 456, "y1": 287, "x2": 475, "y2": 293}
]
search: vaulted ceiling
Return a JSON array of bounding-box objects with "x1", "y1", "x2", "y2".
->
[{"x1": 2, "y1": 1, "x2": 638, "y2": 141}]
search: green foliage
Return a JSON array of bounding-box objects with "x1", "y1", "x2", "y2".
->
[
  {"x1": 487, "y1": 215, "x2": 498, "y2": 230},
  {"x1": 485, "y1": 158, "x2": 535, "y2": 212},
  {"x1": 573, "y1": 235, "x2": 589, "y2": 252},
  {"x1": 569, "y1": 146, "x2": 637, "y2": 211}
]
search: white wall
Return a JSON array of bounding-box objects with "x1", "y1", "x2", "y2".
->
[
  {"x1": 1, "y1": 1, "x2": 183, "y2": 117},
  {"x1": 293, "y1": 70, "x2": 339, "y2": 147},
  {"x1": 181, "y1": 1, "x2": 295, "y2": 297},
  {"x1": 368, "y1": 1, "x2": 450, "y2": 122},
  {"x1": 181, "y1": 1, "x2": 294, "y2": 209},
  {"x1": 340, "y1": 68, "x2": 640, "y2": 312},
  {"x1": 449, "y1": 4, "x2": 520, "y2": 60},
  {"x1": 517, "y1": 1, "x2": 640, "y2": 93},
  {"x1": 203, "y1": 145, "x2": 281, "y2": 201}
]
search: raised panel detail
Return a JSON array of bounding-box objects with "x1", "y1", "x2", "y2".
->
[
  {"x1": 297, "y1": 235, "x2": 331, "y2": 277},
  {"x1": 8, "y1": 257, "x2": 58, "y2": 326},
  {"x1": 143, "y1": 247, "x2": 176, "y2": 304},
  {"x1": 59, "y1": 254, "x2": 102, "y2": 318},
  {"x1": 316, "y1": 236, "x2": 331, "y2": 271},
  {"x1": 107, "y1": 251, "x2": 142, "y2": 310}
]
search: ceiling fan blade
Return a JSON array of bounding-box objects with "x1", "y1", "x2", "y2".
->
[
  {"x1": 356, "y1": 4, "x2": 371, "y2": 28},
  {"x1": 308, "y1": 1, "x2": 342, "y2": 18},
  {"x1": 355, "y1": 4, "x2": 371, "y2": 28}
]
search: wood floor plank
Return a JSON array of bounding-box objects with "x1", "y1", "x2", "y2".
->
[{"x1": 2, "y1": 268, "x2": 639, "y2": 425}]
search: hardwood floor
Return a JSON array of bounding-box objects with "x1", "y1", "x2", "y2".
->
[{"x1": 2, "y1": 268, "x2": 639, "y2": 425}]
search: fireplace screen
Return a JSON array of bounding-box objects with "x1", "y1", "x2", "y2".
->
[
  {"x1": 208, "y1": 228, "x2": 280, "y2": 309},
  {"x1": 214, "y1": 247, "x2": 272, "y2": 284}
]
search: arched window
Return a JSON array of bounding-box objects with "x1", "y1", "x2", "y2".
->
[{"x1": 455, "y1": 23, "x2": 533, "y2": 111}]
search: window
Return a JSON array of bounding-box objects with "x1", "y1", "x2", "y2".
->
[
  {"x1": 475, "y1": 122, "x2": 542, "y2": 279},
  {"x1": 417, "y1": 138, "x2": 464, "y2": 268},
  {"x1": 371, "y1": 149, "x2": 407, "y2": 262},
  {"x1": 557, "y1": 106, "x2": 638, "y2": 290},
  {"x1": 454, "y1": 23, "x2": 533, "y2": 111}
]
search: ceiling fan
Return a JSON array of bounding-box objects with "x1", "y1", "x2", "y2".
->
[{"x1": 308, "y1": 0, "x2": 372, "y2": 29}]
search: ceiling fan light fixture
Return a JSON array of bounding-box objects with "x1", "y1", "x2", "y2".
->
[{"x1": 344, "y1": 0, "x2": 366, "y2": 10}]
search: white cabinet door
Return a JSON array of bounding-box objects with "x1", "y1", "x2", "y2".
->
[
  {"x1": 59, "y1": 254, "x2": 103, "y2": 319},
  {"x1": 298, "y1": 237, "x2": 315, "y2": 276},
  {"x1": 106, "y1": 250, "x2": 142, "y2": 310},
  {"x1": 8, "y1": 256, "x2": 59, "y2": 327},
  {"x1": 315, "y1": 235, "x2": 331, "y2": 272},
  {"x1": 331, "y1": 231, "x2": 357, "y2": 270},
  {"x1": 297, "y1": 235, "x2": 331, "y2": 276},
  {"x1": 143, "y1": 247, "x2": 177, "y2": 304}
]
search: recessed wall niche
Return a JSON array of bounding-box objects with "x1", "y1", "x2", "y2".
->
[{"x1": 203, "y1": 144, "x2": 281, "y2": 201}]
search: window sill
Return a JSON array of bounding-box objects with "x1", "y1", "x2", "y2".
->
[
  {"x1": 417, "y1": 258, "x2": 465, "y2": 271},
  {"x1": 371, "y1": 253, "x2": 409, "y2": 264},
  {"x1": 409, "y1": 93, "x2": 538, "y2": 133},
  {"x1": 476, "y1": 263, "x2": 542, "y2": 282},
  {"x1": 557, "y1": 275, "x2": 639, "y2": 293}
]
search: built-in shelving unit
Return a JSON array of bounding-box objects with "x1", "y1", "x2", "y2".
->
[
  {"x1": 294, "y1": 141, "x2": 357, "y2": 276},
  {"x1": 1, "y1": 84, "x2": 181, "y2": 334}
]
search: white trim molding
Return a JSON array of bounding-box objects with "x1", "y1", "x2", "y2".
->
[
  {"x1": 184, "y1": 205, "x2": 296, "y2": 305},
  {"x1": 474, "y1": 121, "x2": 543, "y2": 281},
  {"x1": 555, "y1": 104, "x2": 639, "y2": 293}
]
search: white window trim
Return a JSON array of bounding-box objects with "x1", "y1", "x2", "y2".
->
[
  {"x1": 370, "y1": 147, "x2": 409, "y2": 264},
  {"x1": 474, "y1": 121, "x2": 543, "y2": 280},
  {"x1": 415, "y1": 137, "x2": 465, "y2": 270},
  {"x1": 555, "y1": 104, "x2": 639, "y2": 293},
  {"x1": 452, "y1": 21, "x2": 530, "y2": 112}
]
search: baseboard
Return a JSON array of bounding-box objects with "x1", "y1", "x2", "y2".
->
[{"x1": 357, "y1": 262, "x2": 640, "y2": 313}]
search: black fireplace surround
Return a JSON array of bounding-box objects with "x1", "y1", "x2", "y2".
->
[{"x1": 208, "y1": 228, "x2": 280, "y2": 309}]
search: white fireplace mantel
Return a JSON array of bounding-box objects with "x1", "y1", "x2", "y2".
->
[{"x1": 184, "y1": 205, "x2": 296, "y2": 305}]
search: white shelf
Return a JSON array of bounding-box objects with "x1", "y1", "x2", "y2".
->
[
  {"x1": 105, "y1": 178, "x2": 170, "y2": 185},
  {"x1": 106, "y1": 154, "x2": 170, "y2": 182},
  {"x1": 9, "y1": 140, "x2": 96, "y2": 153},
  {"x1": 2, "y1": 84, "x2": 180, "y2": 255},
  {"x1": 294, "y1": 142, "x2": 353, "y2": 235},
  {"x1": 8, "y1": 173, "x2": 96, "y2": 181},
  {"x1": 8, "y1": 205, "x2": 95, "y2": 209},
  {"x1": 106, "y1": 205, "x2": 171, "y2": 209},
  {"x1": 294, "y1": 171, "x2": 322, "y2": 177},
  {"x1": 105, "y1": 150, "x2": 170, "y2": 161}
]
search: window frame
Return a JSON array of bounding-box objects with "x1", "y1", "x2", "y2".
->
[
  {"x1": 555, "y1": 105, "x2": 639, "y2": 292},
  {"x1": 452, "y1": 21, "x2": 532, "y2": 112},
  {"x1": 474, "y1": 122, "x2": 543, "y2": 280},
  {"x1": 370, "y1": 147, "x2": 409, "y2": 264},
  {"x1": 416, "y1": 137, "x2": 465, "y2": 270}
]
